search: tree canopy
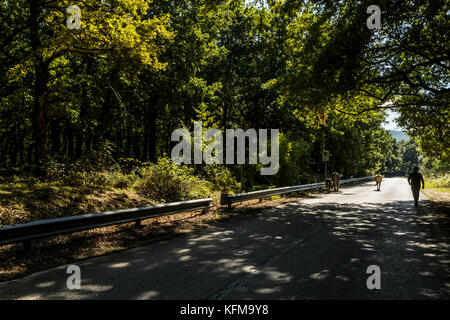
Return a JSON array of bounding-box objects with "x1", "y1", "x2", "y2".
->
[{"x1": 0, "y1": 0, "x2": 448, "y2": 185}]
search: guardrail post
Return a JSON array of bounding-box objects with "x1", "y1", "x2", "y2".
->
[
  {"x1": 259, "y1": 198, "x2": 263, "y2": 203},
  {"x1": 227, "y1": 203, "x2": 232, "y2": 211},
  {"x1": 135, "y1": 220, "x2": 142, "y2": 228}
]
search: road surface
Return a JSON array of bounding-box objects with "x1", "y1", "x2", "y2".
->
[{"x1": 0, "y1": 177, "x2": 449, "y2": 299}]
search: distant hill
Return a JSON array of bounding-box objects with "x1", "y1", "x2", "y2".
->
[{"x1": 390, "y1": 130, "x2": 409, "y2": 142}]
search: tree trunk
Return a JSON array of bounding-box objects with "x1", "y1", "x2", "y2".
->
[
  {"x1": 0, "y1": 135, "x2": 5, "y2": 166},
  {"x1": 94, "y1": 69, "x2": 118, "y2": 147},
  {"x1": 134, "y1": 131, "x2": 140, "y2": 160},
  {"x1": 148, "y1": 96, "x2": 158, "y2": 162},
  {"x1": 126, "y1": 125, "x2": 131, "y2": 157},
  {"x1": 148, "y1": 109, "x2": 157, "y2": 162},
  {"x1": 17, "y1": 128, "x2": 24, "y2": 165},
  {"x1": 51, "y1": 122, "x2": 61, "y2": 155},
  {"x1": 67, "y1": 127, "x2": 75, "y2": 159},
  {"x1": 142, "y1": 122, "x2": 149, "y2": 161},
  {"x1": 9, "y1": 137, "x2": 16, "y2": 167},
  {"x1": 75, "y1": 102, "x2": 84, "y2": 158},
  {"x1": 29, "y1": 0, "x2": 49, "y2": 170}
]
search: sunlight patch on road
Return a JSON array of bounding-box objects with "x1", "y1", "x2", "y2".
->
[
  {"x1": 36, "y1": 281, "x2": 56, "y2": 288},
  {"x1": 264, "y1": 269, "x2": 292, "y2": 283},
  {"x1": 309, "y1": 270, "x2": 329, "y2": 280},
  {"x1": 17, "y1": 294, "x2": 42, "y2": 300},
  {"x1": 135, "y1": 290, "x2": 159, "y2": 300},
  {"x1": 174, "y1": 248, "x2": 191, "y2": 254},
  {"x1": 419, "y1": 288, "x2": 441, "y2": 299},
  {"x1": 79, "y1": 284, "x2": 113, "y2": 293},
  {"x1": 108, "y1": 262, "x2": 130, "y2": 268},
  {"x1": 242, "y1": 265, "x2": 259, "y2": 274},
  {"x1": 255, "y1": 287, "x2": 280, "y2": 294},
  {"x1": 179, "y1": 255, "x2": 192, "y2": 261}
]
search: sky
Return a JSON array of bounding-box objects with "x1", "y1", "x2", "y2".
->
[{"x1": 382, "y1": 110, "x2": 403, "y2": 131}]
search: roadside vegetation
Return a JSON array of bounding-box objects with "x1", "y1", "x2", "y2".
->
[
  {"x1": 0, "y1": 150, "x2": 243, "y2": 226},
  {"x1": 421, "y1": 158, "x2": 450, "y2": 210},
  {"x1": 425, "y1": 174, "x2": 450, "y2": 191}
]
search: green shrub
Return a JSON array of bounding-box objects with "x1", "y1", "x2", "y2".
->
[
  {"x1": 195, "y1": 164, "x2": 241, "y2": 193},
  {"x1": 43, "y1": 159, "x2": 65, "y2": 176},
  {"x1": 103, "y1": 171, "x2": 138, "y2": 189},
  {"x1": 137, "y1": 158, "x2": 212, "y2": 202},
  {"x1": 118, "y1": 158, "x2": 143, "y2": 173},
  {"x1": 62, "y1": 170, "x2": 105, "y2": 187},
  {"x1": 426, "y1": 173, "x2": 450, "y2": 188}
]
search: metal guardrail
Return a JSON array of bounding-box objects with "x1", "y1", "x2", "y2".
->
[
  {"x1": 0, "y1": 198, "x2": 212, "y2": 248},
  {"x1": 0, "y1": 177, "x2": 371, "y2": 249},
  {"x1": 220, "y1": 176, "x2": 372, "y2": 209}
]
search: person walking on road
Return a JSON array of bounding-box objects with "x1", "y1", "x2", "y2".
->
[{"x1": 408, "y1": 166, "x2": 425, "y2": 206}]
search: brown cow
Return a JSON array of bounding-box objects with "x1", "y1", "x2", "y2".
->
[
  {"x1": 331, "y1": 172, "x2": 341, "y2": 191},
  {"x1": 325, "y1": 178, "x2": 332, "y2": 192},
  {"x1": 374, "y1": 174, "x2": 383, "y2": 191}
]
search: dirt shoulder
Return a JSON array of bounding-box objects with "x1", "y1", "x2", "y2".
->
[{"x1": 423, "y1": 187, "x2": 450, "y2": 214}]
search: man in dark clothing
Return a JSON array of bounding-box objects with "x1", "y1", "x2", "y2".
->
[{"x1": 408, "y1": 167, "x2": 425, "y2": 206}]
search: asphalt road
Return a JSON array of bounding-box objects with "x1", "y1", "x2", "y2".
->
[{"x1": 0, "y1": 177, "x2": 449, "y2": 299}]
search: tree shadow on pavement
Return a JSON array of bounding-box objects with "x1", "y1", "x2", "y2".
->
[{"x1": 0, "y1": 198, "x2": 449, "y2": 300}]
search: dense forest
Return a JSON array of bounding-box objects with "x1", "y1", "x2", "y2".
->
[{"x1": 0, "y1": 0, "x2": 448, "y2": 191}]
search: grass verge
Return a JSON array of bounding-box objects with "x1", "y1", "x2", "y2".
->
[{"x1": 423, "y1": 175, "x2": 450, "y2": 214}]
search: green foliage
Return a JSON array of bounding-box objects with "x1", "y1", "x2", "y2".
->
[
  {"x1": 383, "y1": 139, "x2": 422, "y2": 176},
  {"x1": 399, "y1": 140, "x2": 421, "y2": 175},
  {"x1": 137, "y1": 158, "x2": 212, "y2": 202},
  {"x1": 275, "y1": 133, "x2": 315, "y2": 185},
  {"x1": 42, "y1": 140, "x2": 120, "y2": 186},
  {"x1": 0, "y1": 0, "x2": 447, "y2": 192},
  {"x1": 195, "y1": 164, "x2": 241, "y2": 193},
  {"x1": 102, "y1": 171, "x2": 138, "y2": 189},
  {"x1": 421, "y1": 157, "x2": 450, "y2": 179},
  {"x1": 117, "y1": 158, "x2": 145, "y2": 173},
  {"x1": 278, "y1": 0, "x2": 449, "y2": 161},
  {"x1": 426, "y1": 174, "x2": 450, "y2": 189}
]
